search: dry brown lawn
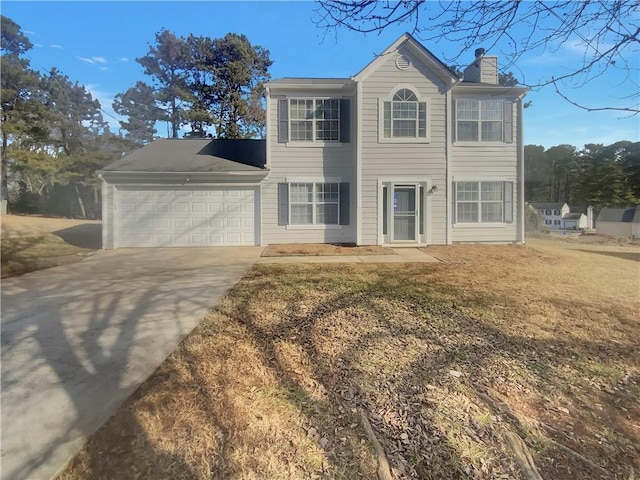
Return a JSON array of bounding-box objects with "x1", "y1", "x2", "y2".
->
[
  {"x1": 262, "y1": 243, "x2": 396, "y2": 256},
  {"x1": 57, "y1": 237, "x2": 639, "y2": 480}
]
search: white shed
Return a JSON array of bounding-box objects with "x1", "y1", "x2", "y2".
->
[{"x1": 596, "y1": 207, "x2": 640, "y2": 239}]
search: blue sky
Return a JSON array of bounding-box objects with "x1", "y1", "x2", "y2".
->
[{"x1": 4, "y1": 1, "x2": 639, "y2": 148}]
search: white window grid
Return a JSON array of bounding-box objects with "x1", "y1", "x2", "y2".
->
[
  {"x1": 289, "y1": 99, "x2": 340, "y2": 143},
  {"x1": 456, "y1": 99, "x2": 503, "y2": 142},
  {"x1": 383, "y1": 89, "x2": 426, "y2": 138},
  {"x1": 289, "y1": 182, "x2": 340, "y2": 225},
  {"x1": 456, "y1": 181, "x2": 504, "y2": 223}
]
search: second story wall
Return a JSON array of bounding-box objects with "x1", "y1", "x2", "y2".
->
[{"x1": 359, "y1": 44, "x2": 450, "y2": 244}]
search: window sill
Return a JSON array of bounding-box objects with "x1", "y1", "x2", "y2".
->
[
  {"x1": 378, "y1": 137, "x2": 430, "y2": 144},
  {"x1": 285, "y1": 224, "x2": 343, "y2": 230},
  {"x1": 453, "y1": 141, "x2": 509, "y2": 147},
  {"x1": 286, "y1": 142, "x2": 343, "y2": 148},
  {"x1": 453, "y1": 223, "x2": 508, "y2": 228}
]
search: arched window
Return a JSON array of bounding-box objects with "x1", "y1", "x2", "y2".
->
[{"x1": 382, "y1": 88, "x2": 427, "y2": 139}]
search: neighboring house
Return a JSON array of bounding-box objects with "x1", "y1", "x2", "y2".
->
[
  {"x1": 530, "y1": 202, "x2": 591, "y2": 230},
  {"x1": 530, "y1": 203, "x2": 569, "y2": 230},
  {"x1": 100, "y1": 33, "x2": 528, "y2": 249},
  {"x1": 596, "y1": 207, "x2": 640, "y2": 239}
]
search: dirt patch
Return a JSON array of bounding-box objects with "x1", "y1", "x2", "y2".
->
[
  {"x1": 262, "y1": 243, "x2": 397, "y2": 257},
  {"x1": 57, "y1": 240, "x2": 639, "y2": 480}
]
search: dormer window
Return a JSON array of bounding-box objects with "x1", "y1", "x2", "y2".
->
[{"x1": 381, "y1": 88, "x2": 427, "y2": 140}]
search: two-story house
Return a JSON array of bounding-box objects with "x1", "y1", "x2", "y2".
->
[{"x1": 99, "y1": 33, "x2": 528, "y2": 249}]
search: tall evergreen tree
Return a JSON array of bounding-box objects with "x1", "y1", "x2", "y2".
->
[
  {"x1": 113, "y1": 81, "x2": 163, "y2": 145},
  {"x1": 136, "y1": 29, "x2": 190, "y2": 138}
]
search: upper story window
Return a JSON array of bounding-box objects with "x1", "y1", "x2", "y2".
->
[
  {"x1": 553, "y1": 209, "x2": 561, "y2": 215},
  {"x1": 289, "y1": 99, "x2": 339, "y2": 142},
  {"x1": 545, "y1": 209, "x2": 552, "y2": 215},
  {"x1": 455, "y1": 99, "x2": 513, "y2": 143},
  {"x1": 380, "y1": 87, "x2": 428, "y2": 142},
  {"x1": 278, "y1": 97, "x2": 349, "y2": 145}
]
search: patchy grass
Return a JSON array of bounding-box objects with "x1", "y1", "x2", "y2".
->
[
  {"x1": 262, "y1": 243, "x2": 396, "y2": 257},
  {"x1": 57, "y1": 238, "x2": 639, "y2": 480},
  {"x1": 1, "y1": 234, "x2": 94, "y2": 278}
]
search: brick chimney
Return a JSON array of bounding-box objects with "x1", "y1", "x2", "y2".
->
[{"x1": 463, "y1": 48, "x2": 498, "y2": 84}]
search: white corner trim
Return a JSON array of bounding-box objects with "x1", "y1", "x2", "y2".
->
[
  {"x1": 518, "y1": 98, "x2": 526, "y2": 244},
  {"x1": 445, "y1": 89, "x2": 452, "y2": 245},
  {"x1": 356, "y1": 80, "x2": 363, "y2": 246},
  {"x1": 265, "y1": 87, "x2": 271, "y2": 169}
]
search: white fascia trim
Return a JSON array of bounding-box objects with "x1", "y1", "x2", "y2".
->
[
  {"x1": 114, "y1": 182, "x2": 264, "y2": 188},
  {"x1": 453, "y1": 84, "x2": 528, "y2": 97},
  {"x1": 99, "y1": 170, "x2": 266, "y2": 176},
  {"x1": 445, "y1": 88, "x2": 453, "y2": 245},
  {"x1": 356, "y1": 80, "x2": 363, "y2": 245}
]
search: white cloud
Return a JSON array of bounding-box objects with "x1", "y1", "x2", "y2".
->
[
  {"x1": 24, "y1": 30, "x2": 36, "y2": 35},
  {"x1": 98, "y1": 66, "x2": 108, "y2": 71},
  {"x1": 118, "y1": 57, "x2": 129, "y2": 63},
  {"x1": 34, "y1": 43, "x2": 42, "y2": 48},
  {"x1": 78, "y1": 56, "x2": 108, "y2": 65},
  {"x1": 50, "y1": 44, "x2": 63, "y2": 49}
]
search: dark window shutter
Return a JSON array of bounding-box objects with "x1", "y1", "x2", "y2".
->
[
  {"x1": 339, "y1": 99, "x2": 350, "y2": 143},
  {"x1": 419, "y1": 186, "x2": 424, "y2": 235},
  {"x1": 503, "y1": 101, "x2": 514, "y2": 143},
  {"x1": 278, "y1": 99, "x2": 288, "y2": 143},
  {"x1": 339, "y1": 182, "x2": 350, "y2": 225},
  {"x1": 452, "y1": 99, "x2": 457, "y2": 142},
  {"x1": 278, "y1": 183, "x2": 289, "y2": 225},
  {"x1": 452, "y1": 182, "x2": 457, "y2": 224},
  {"x1": 503, "y1": 181, "x2": 513, "y2": 223},
  {"x1": 382, "y1": 186, "x2": 388, "y2": 235}
]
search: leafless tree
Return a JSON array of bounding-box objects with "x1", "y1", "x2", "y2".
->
[{"x1": 315, "y1": 1, "x2": 640, "y2": 113}]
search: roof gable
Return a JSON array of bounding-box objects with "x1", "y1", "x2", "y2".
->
[{"x1": 352, "y1": 32, "x2": 460, "y2": 84}]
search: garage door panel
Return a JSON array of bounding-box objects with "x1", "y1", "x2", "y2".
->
[{"x1": 117, "y1": 187, "x2": 257, "y2": 247}]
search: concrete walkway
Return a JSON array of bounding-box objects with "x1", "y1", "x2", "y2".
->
[
  {"x1": 258, "y1": 247, "x2": 441, "y2": 264},
  {"x1": 1, "y1": 246, "x2": 262, "y2": 480}
]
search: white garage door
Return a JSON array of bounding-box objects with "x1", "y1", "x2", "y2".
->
[{"x1": 117, "y1": 187, "x2": 257, "y2": 247}]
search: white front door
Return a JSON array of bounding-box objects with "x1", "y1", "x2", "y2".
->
[
  {"x1": 392, "y1": 185, "x2": 418, "y2": 242},
  {"x1": 381, "y1": 181, "x2": 427, "y2": 244}
]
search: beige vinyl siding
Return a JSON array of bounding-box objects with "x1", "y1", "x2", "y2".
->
[
  {"x1": 451, "y1": 96, "x2": 518, "y2": 242},
  {"x1": 262, "y1": 90, "x2": 357, "y2": 244},
  {"x1": 360, "y1": 46, "x2": 448, "y2": 245},
  {"x1": 102, "y1": 181, "x2": 115, "y2": 248}
]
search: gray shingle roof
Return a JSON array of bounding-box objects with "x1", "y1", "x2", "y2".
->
[
  {"x1": 597, "y1": 207, "x2": 640, "y2": 223},
  {"x1": 266, "y1": 77, "x2": 353, "y2": 86},
  {"x1": 562, "y1": 213, "x2": 584, "y2": 220},
  {"x1": 100, "y1": 139, "x2": 266, "y2": 173},
  {"x1": 530, "y1": 202, "x2": 566, "y2": 210}
]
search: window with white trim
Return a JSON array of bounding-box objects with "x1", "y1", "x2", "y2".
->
[
  {"x1": 289, "y1": 99, "x2": 339, "y2": 142},
  {"x1": 289, "y1": 182, "x2": 339, "y2": 225},
  {"x1": 455, "y1": 181, "x2": 506, "y2": 223},
  {"x1": 382, "y1": 88, "x2": 427, "y2": 139},
  {"x1": 456, "y1": 99, "x2": 503, "y2": 142},
  {"x1": 553, "y1": 219, "x2": 561, "y2": 225}
]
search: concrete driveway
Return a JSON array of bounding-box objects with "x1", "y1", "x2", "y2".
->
[{"x1": 1, "y1": 246, "x2": 262, "y2": 480}]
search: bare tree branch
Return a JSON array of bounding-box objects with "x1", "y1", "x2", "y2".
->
[{"x1": 314, "y1": 0, "x2": 640, "y2": 113}]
